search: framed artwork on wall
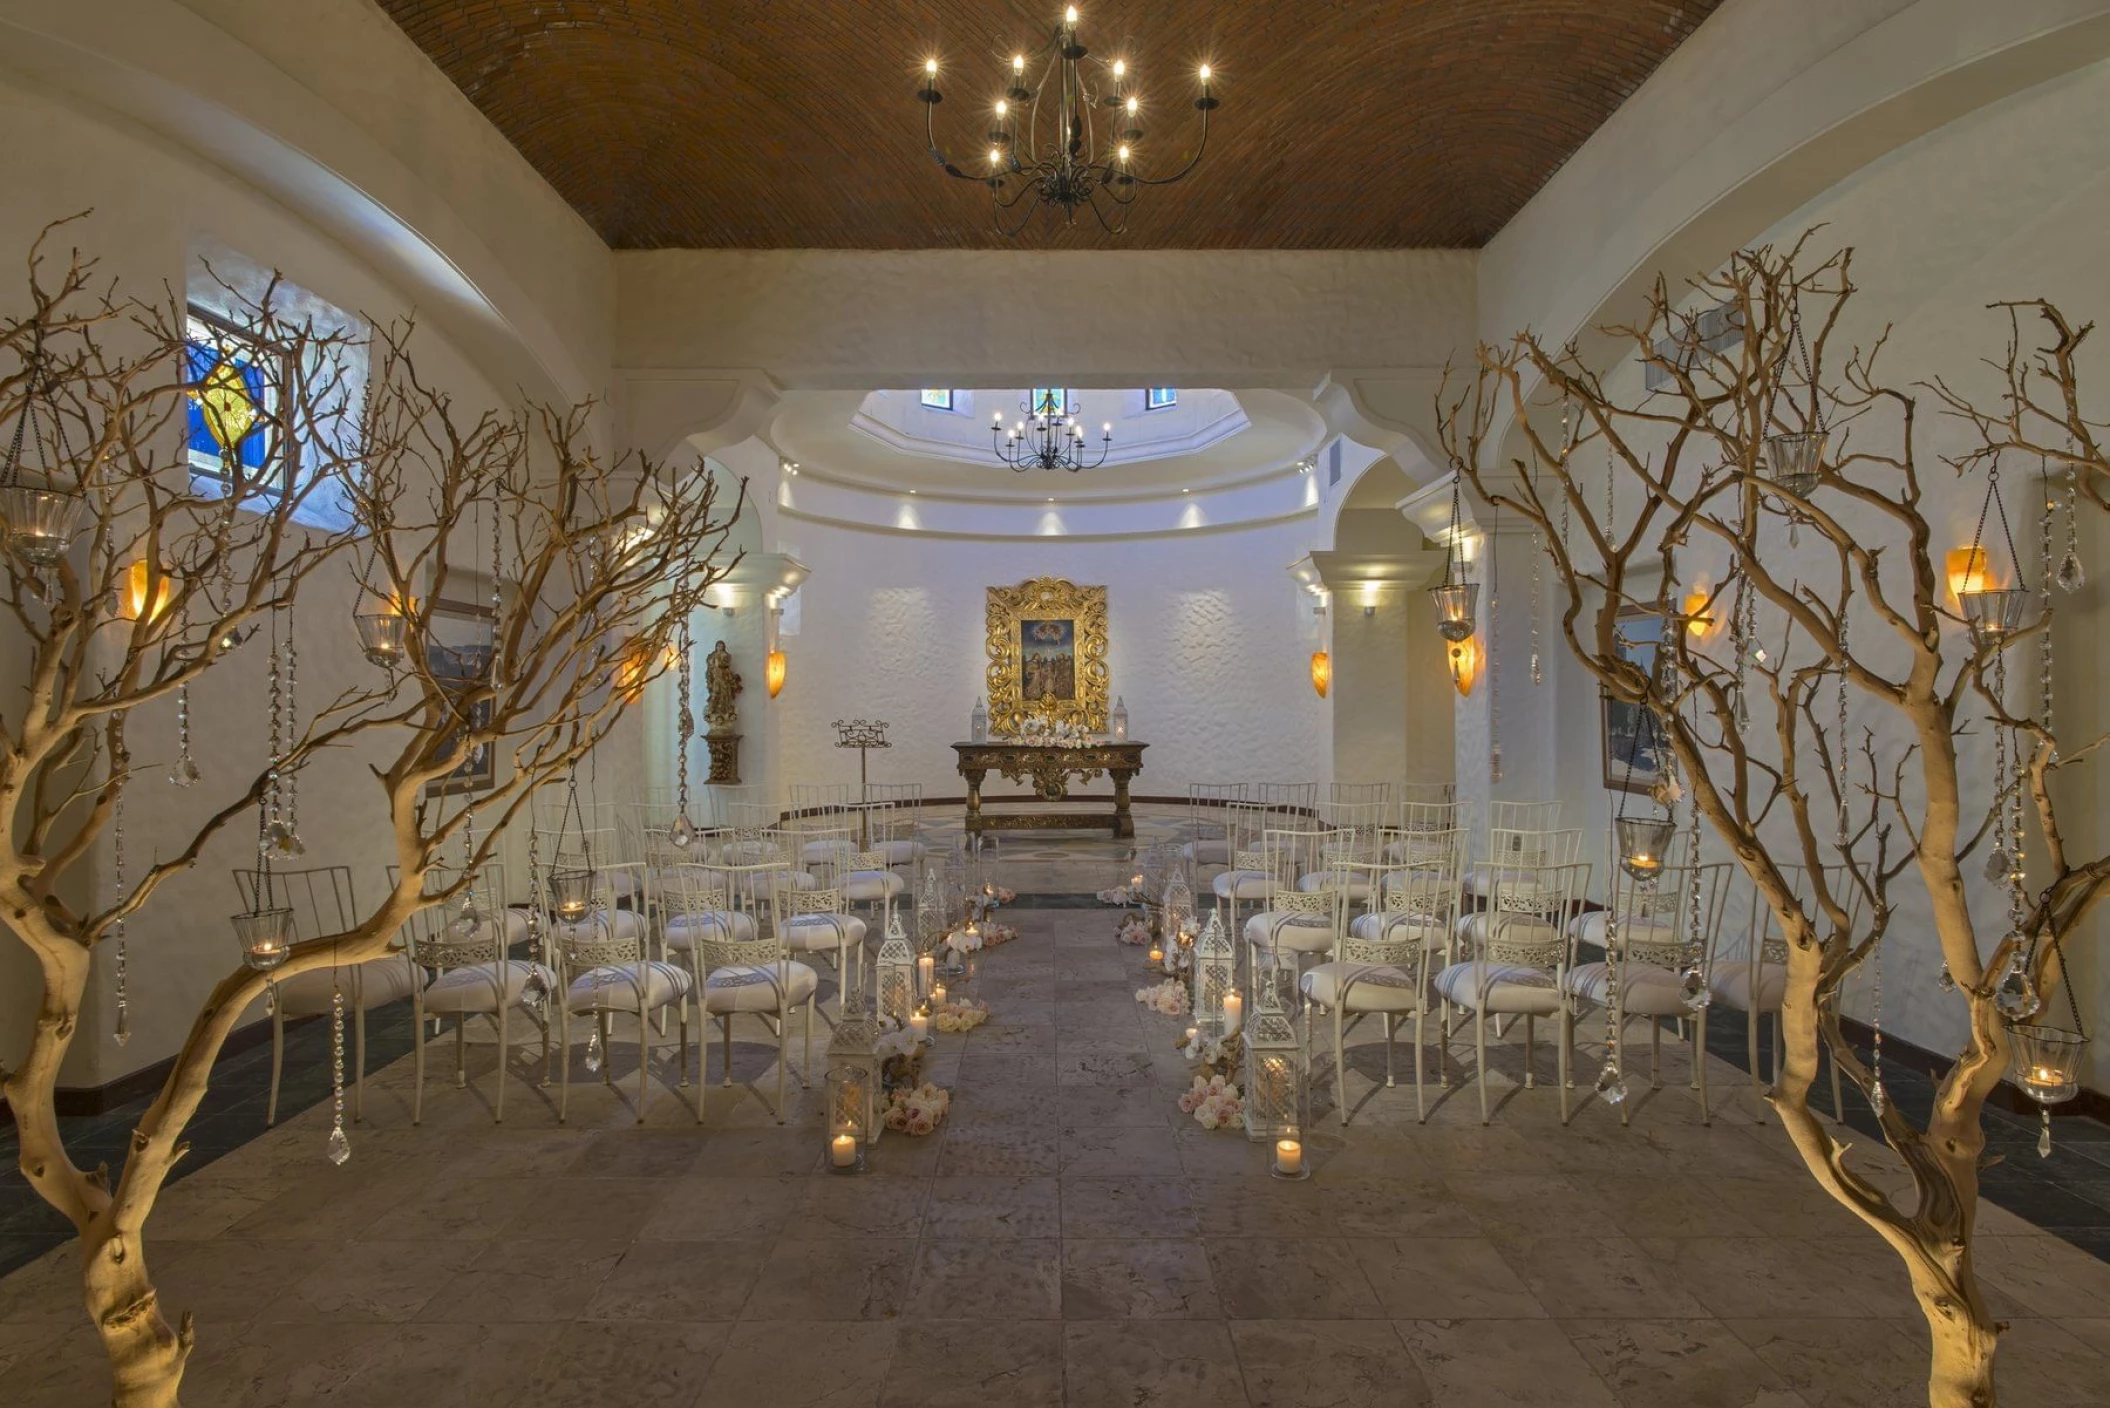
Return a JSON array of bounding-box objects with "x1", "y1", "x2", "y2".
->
[
  {"x1": 985, "y1": 576, "x2": 1109, "y2": 735},
  {"x1": 1601, "y1": 603, "x2": 1668, "y2": 794},
  {"x1": 425, "y1": 598, "x2": 498, "y2": 796}
]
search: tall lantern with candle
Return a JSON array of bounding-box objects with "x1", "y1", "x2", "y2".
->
[
  {"x1": 1241, "y1": 968, "x2": 1306, "y2": 1168},
  {"x1": 1193, "y1": 909, "x2": 1235, "y2": 1034},
  {"x1": 876, "y1": 912, "x2": 917, "y2": 1025},
  {"x1": 825, "y1": 1064, "x2": 871, "y2": 1173}
]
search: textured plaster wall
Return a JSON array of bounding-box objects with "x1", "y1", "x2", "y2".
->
[
  {"x1": 767, "y1": 518, "x2": 1336, "y2": 809},
  {"x1": 0, "y1": 73, "x2": 549, "y2": 1086}
]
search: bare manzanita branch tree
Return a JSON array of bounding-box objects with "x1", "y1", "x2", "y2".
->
[
  {"x1": 1440, "y1": 235, "x2": 2107, "y2": 1408},
  {"x1": 0, "y1": 225, "x2": 741, "y2": 1405}
]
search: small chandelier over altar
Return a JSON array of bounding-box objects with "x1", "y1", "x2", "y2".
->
[
  {"x1": 917, "y1": 6, "x2": 1218, "y2": 236},
  {"x1": 993, "y1": 389, "x2": 1112, "y2": 473}
]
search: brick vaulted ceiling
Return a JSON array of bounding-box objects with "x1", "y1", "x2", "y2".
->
[{"x1": 376, "y1": 1, "x2": 1724, "y2": 250}]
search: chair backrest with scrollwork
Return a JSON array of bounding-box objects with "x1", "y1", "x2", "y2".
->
[
  {"x1": 1487, "y1": 826, "x2": 1583, "y2": 886},
  {"x1": 1479, "y1": 861, "x2": 1588, "y2": 971},
  {"x1": 551, "y1": 865, "x2": 647, "y2": 972},
  {"x1": 658, "y1": 864, "x2": 732, "y2": 922},
  {"x1": 1224, "y1": 800, "x2": 1271, "y2": 871},
  {"x1": 1188, "y1": 782, "x2": 1247, "y2": 843},
  {"x1": 1342, "y1": 858, "x2": 1458, "y2": 983},
  {"x1": 1605, "y1": 860, "x2": 1729, "y2": 969},
  {"x1": 1378, "y1": 826, "x2": 1466, "y2": 915},
  {"x1": 391, "y1": 863, "x2": 508, "y2": 972},
  {"x1": 1325, "y1": 781, "x2": 1390, "y2": 822},
  {"x1": 695, "y1": 929, "x2": 792, "y2": 1002}
]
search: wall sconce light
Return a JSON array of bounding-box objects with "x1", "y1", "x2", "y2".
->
[
  {"x1": 766, "y1": 648, "x2": 787, "y2": 699},
  {"x1": 1681, "y1": 586, "x2": 1717, "y2": 640},
  {"x1": 1945, "y1": 546, "x2": 1990, "y2": 605},
  {"x1": 1448, "y1": 638, "x2": 1478, "y2": 696},
  {"x1": 118, "y1": 558, "x2": 177, "y2": 625},
  {"x1": 1309, "y1": 649, "x2": 1332, "y2": 698},
  {"x1": 614, "y1": 638, "x2": 656, "y2": 702}
]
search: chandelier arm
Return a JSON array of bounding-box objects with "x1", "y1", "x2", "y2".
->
[
  {"x1": 1124, "y1": 102, "x2": 1212, "y2": 188},
  {"x1": 924, "y1": 95, "x2": 993, "y2": 183},
  {"x1": 993, "y1": 191, "x2": 1044, "y2": 238},
  {"x1": 1085, "y1": 186, "x2": 1129, "y2": 237}
]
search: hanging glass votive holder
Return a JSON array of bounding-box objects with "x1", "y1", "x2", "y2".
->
[
  {"x1": 354, "y1": 598, "x2": 411, "y2": 668},
  {"x1": 1, "y1": 481, "x2": 85, "y2": 567},
  {"x1": 826, "y1": 1063, "x2": 871, "y2": 1173},
  {"x1": 231, "y1": 907, "x2": 295, "y2": 973},
  {"x1": 1959, "y1": 588, "x2": 2030, "y2": 642},
  {"x1": 546, "y1": 867, "x2": 595, "y2": 923},
  {"x1": 1615, "y1": 816, "x2": 1676, "y2": 885},
  {"x1": 2009, "y1": 1024, "x2": 2086, "y2": 1106},
  {"x1": 1431, "y1": 582, "x2": 1478, "y2": 643},
  {"x1": 1763, "y1": 431, "x2": 1828, "y2": 497}
]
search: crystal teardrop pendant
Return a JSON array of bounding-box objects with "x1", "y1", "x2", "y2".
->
[
  {"x1": 670, "y1": 813, "x2": 696, "y2": 849},
  {"x1": 268, "y1": 820, "x2": 305, "y2": 857},
  {"x1": 584, "y1": 1030, "x2": 602, "y2": 1073},
  {"x1": 114, "y1": 1008, "x2": 130, "y2": 1047},
  {"x1": 1935, "y1": 963, "x2": 1957, "y2": 993},
  {"x1": 2039, "y1": 1111, "x2": 2054, "y2": 1159},
  {"x1": 326, "y1": 1125, "x2": 351, "y2": 1166},
  {"x1": 2057, "y1": 550, "x2": 2085, "y2": 594},
  {"x1": 448, "y1": 904, "x2": 483, "y2": 943},
  {"x1": 1680, "y1": 970, "x2": 1711, "y2": 1013},
  {"x1": 1595, "y1": 1064, "x2": 1629, "y2": 1105},
  {"x1": 1995, "y1": 960, "x2": 2043, "y2": 1022},
  {"x1": 1983, "y1": 847, "x2": 2010, "y2": 884},
  {"x1": 169, "y1": 756, "x2": 200, "y2": 787},
  {"x1": 1870, "y1": 1080, "x2": 1887, "y2": 1117}
]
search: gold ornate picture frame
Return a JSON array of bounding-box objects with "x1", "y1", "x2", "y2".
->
[{"x1": 986, "y1": 577, "x2": 1109, "y2": 735}]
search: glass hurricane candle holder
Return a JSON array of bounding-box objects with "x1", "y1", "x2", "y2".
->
[
  {"x1": 1959, "y1": 587, "x2": 2030, "y2": 641},
  {"x1": 1271, "y1": 1124, "x2": 1309, "y2": 1180},
  {"x1": 2, "y1": 481, "x2": 85, "y2": 567},
  {"x1": 2009, "y1": 1024, "x2": 2086, "y2": 1105},
  {"x1": 231, "y1": 907, "x2": 294, "y2": 972},
  {"x1": 1764, "y1": 430, "x2": 1828, "y2": 496},
  {"x1": 546, "y1": 868, "x2": 595, "y2": 923},
  {"x1": 826, "y1": 1064, "x2": 871, "y2": 1173},
  {"x1": 1431, "y1": 581, "x2": 1478, "y2": 643},
  {"x1": 1615, "y1": 817, "x2": 1676, "y2": 885},
  {"x1": 354, "y1": 601, "x2": 410, "y2": 668}
]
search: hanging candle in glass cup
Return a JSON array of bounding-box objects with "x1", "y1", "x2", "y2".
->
[
  {"x1": 1615, "y1": 816, "x2": 1675, "y2": 886},
  {"x1": 2008, "y1": 1023, "x2": 2088, "y2": 1157}
]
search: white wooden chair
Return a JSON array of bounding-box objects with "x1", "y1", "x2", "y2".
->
[
  {"x1": 552, "y1": 862, "x2": 694, "y2": 1124},
  {"x1": 840, "y1": 804, "x2": 909, "y2": 927},
  {"x1": 1433, "y1": 859, "x2": 1591, "y2": 1123},
  {"x1": 401, "y1": 864, "x2": 555, "y2": 1125},
  {"x1": 235, "y1": 865, "x2": 417, "y2": 1128},
  {"x1": 865, "y1": 782, "x2": 931, "y2": 869},
  {"x1": 1302, "y1": 851, "x2": 1462, "y2": 1123},
  {"x1": 698, "y1": 918, "x2": 819, "y2": 1125},
  {"x1": 1562, "y1": 860, "x2": 1730, "y2": 1124},
  {"x1": 772, "y1": 871, "x2": 868, "y2": 1014},
  {"x1": 1210, "y1": 800, "x2": 1274, "y2": 936},
  {"x1": 1181, "y1": 782, "x2": 1248, "y2": 873},
  {"x1": 1303, "y1": 803, "x2": 1385, "y2": 901},
  {"x1": 1244, "y1": 828, "x2": 1352, "y2": 988}
]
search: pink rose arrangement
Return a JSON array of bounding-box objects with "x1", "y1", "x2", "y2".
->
[
  {"x1": 1179, "y1": 1073, "x2": 1244, "y2": 1130},
  {"x1": 1115, "y1": 915, "x2": 1152, "y2": 946},
  {"x1": 883, "y1": 1081, "x2": 951, "y2": 1136},
  {"x1": 932, "y1": 998, "x2": 991, "y2": 1033},
  {"x1": 1135, "y1": 978, "x2": 1189, "y2": 1017},
  {"x1": 1097, "y1": 885, "x2": 1135, "y2": 906},
  {"x1": 981, "y1": 921, "x2": 1018, "y2": 948}
]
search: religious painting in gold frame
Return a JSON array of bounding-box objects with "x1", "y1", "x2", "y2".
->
[{"x1": 985, "y1": 577, "x2": 1109, "y2": 735}]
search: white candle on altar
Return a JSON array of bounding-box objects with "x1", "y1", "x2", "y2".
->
[
  {"x1": 831, "y1": 1133, "x2": 859, "y2": 1168},
  {"x1": 1274, "y1": 1138, "x2": 1303, "y2": 1176}
]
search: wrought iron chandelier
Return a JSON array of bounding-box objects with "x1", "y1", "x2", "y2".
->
[
  {"x1": 917, "y1": 6, "x2": 1218, "y2": 236},
  {"x1": 992, "y1": 390, "x2": 1112, "y2": 473}
]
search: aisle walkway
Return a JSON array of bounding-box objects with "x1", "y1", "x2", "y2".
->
[{"x1": 3, "y1": 903, "x2": 2109, "y2": 1405}]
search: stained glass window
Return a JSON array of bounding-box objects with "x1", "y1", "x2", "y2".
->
[
  {"x1": 1146, "y1": 387, "x2": 1178, "y2": 409},
  {"x1": 185, "y1": 310, "x2": 285, "y2": 496},
  {"x1": 1030, "y1": 387, "x2": 1071, "y2": 417},
  {"x1": 919, "y1": 388, "x2": 955, "y2": 410}
]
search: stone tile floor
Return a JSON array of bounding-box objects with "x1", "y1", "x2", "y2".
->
[{"x1": 5, "y1": 900, "x2": 2110, "y2": 1404}]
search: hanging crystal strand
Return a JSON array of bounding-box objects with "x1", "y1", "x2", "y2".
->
[
  {"x1": 326, "y1": 986, "x2": 350, "y2": 1165},
  {"x1": 450, "y1": 808, "x2": 483, "y2": 940},
  {"x1": 170, "y1": 681, "x2": 200, "y2": 786},
  {"x1": 2039, "y1": 465, "x2": 2061, "y2": 767},
  {"x1": 1486, "y1": 505, "x2": 1502, "y2": 783},
  {"x1": 1834, "y1": 613, "x2": 1885, "y2": 1115},
  {"x1": 671, "y1": 616, "x2": 697, "y2": 847},
  {"x1": 111, "y1": 710, "x2": 131, "y2": 1046},
  {"x1": 2057, "y1": 457, "x2": 2085, "y2": 593},
  {"x1": 1528, "y1": 528, "x2": 1544, "y2": 687},
  {"x1": 263, "y1": 609, "x2": 292, "y2": 855},
  {"x1": 273, "y1": 608, "x2": 304, "y2": 856},
  {"x1": 525, "y1": 819, "x2": 552, "y2": 1079},
  {"x1": 1991, "y1": 643, "x2": 2043, "y2": 1024}
]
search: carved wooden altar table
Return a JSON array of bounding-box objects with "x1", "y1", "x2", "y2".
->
[{"x1": 953, "y1": 740, "x2": 1148, "y2": 839}]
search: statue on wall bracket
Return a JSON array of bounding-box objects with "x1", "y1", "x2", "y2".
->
[{"x1": 704, "y1": 639, "x2": 744, "y2": 784}]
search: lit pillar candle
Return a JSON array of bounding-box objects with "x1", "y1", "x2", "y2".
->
[
  {"x1": 930, "y1": 982, "x2": 948, "y2": 1007},
  {"x1": 1148, "y1": 945, "x2": 1164, "y2": 968},
  {"x1": 1223, "y1": 990, "x2": 1243, "y2": 1034},
  {"x1": 1274, "y1": 1138, "x2": 1303, "y2": 1176},
  {"x1": 1184, "y1": 1026, "x2": 1199, "y2": 1046},
  {"x1": 831, "y1": 1133, "x2": 859, "y2": 1168},
  {"x1": 909, "y1": 1012, "x2": 930, "y2": 1042},
  {"x1": 917, "y1": 953, "x2": 936, "y2": 995}
]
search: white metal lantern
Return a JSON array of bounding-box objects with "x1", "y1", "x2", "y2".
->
[
  {"x1": 1193, "y1": 909, "x2": 1235, "y2": 1033},
  {"x1": 827, "y1": 997, "x2": 883, "y2": 1145},
  {"x1": 876, "y1": 912, "x2": 917, "y2": 1025},
  {"x1": 1241, "y1": 976, "x2": 1306, "y2": 1146}
]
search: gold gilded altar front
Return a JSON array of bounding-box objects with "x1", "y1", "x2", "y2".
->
[{"x1": 952, "y1": 740, "x2": 1147, "y2": 839}]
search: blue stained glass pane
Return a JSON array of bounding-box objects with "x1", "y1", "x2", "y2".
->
[{"x1": 185, "y1": 339, "x2": 270, "y2": 474}]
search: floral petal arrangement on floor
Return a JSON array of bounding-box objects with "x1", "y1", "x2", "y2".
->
[
  {"x1": 1135, "y1": 978, "x2": 1188, "y2": 1016},
  {"x1": 883, "y1": 1082, "x2": 951, "y2": 1136},
  {"x1": 1179, "y1": 1073, "x2": 1244, "y2": 1130},
  {"x1": 1097, "y1": 885, "x2": 1139, "y2": 906},
  {"x1": 980, "y1": 921, "x2": 1019, "y2": 948},
  {"x1": 1115, "y1": 914, "x2": 1152, "y2": 945},
  {"x1": 932, "y1": 997, "x2": 991, "y2": 1033}
]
